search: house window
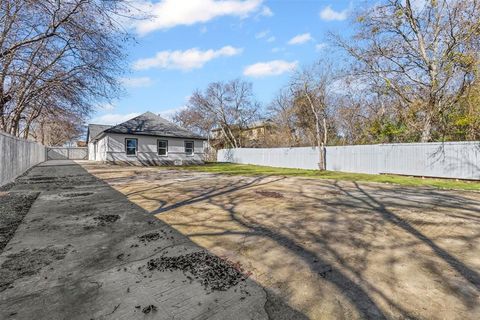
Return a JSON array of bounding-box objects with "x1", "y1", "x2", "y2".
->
[
  {"x1": 184, "y1": 141, "x2": 194, "y2": 156},
  {"x1": 158, "y1": 139, "x2": 168, "y2": 156},
  {"x1": 125, "y1": 138, "x2": 137, "y2": 156}
]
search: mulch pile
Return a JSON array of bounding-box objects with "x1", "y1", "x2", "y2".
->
[{"x1": 146, "y1": 251, "x2": 248, "y2": 291}]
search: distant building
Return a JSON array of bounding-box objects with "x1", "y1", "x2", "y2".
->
[{"x1": 211, "y1": 120, "x2": 276, "y2": 148}]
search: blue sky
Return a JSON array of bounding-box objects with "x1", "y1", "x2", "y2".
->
[{"x1": 90, "y1": 0, "x2": 360, "y2": 125}]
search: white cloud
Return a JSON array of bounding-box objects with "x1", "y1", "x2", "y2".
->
[
  {"x1": 287, "y1": 33, "x2": 313, "y2": 45},
  {"x1": 134, "y1": 0, "x2": 266, "y2": 35},
  {"x1": 255, "y1": 30, "x2": 275, "y2": 42},
  {"x1": 260, "y1": 5, "x2": 273, "y2": 17},
  {"x1": 90, "y1": 113, "x2": 141, "y2": 125},
  {"x1": 243, "y1": 60, "x2": 297, "y2": 77},
  {"x1": 120, "y1": 77, "x2": 153, "y2": 88},
  {"x1": 133, "y1": 46, "x2": 243, "y2": 71},
  {"x1": 315, "y1": 43, "x2": 328, "y2": 51},
  {"x1": 255, "y1": 29, "x2": 269, "y2": 39},
  {"x1": 255, "y1": 30, "x2": 276, "y2": 42},
  {"x1": 319, "y1": 5, "x2": 348, "y2": 21}
]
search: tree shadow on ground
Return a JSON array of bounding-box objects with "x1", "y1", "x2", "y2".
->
[
  {"x1": 150, "y1": 176, "x2": 285, "y2": 215},
  {"x1": 148, "y1": 173, "x2": 480, "y2": 319},
  {"x1": 336, "y1": 181, "x2": 480, "y2": 290}
]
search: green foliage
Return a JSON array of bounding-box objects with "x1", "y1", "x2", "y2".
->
[
  {"x1": 366, "y1": 118, "x2": 408, "y2": 143},
  {"x1": 439, "y1": 79, "x2": 480, "y2": 141}
]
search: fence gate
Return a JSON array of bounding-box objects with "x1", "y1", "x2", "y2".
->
[{"x1": 46, "y1": 147, "x2": 88, "y2": 160}]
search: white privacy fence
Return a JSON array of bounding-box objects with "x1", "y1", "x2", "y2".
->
[
  {"x1": 0, "y1": 131, "x2": 46, "y2": 186},
  {"x1": 47, "y1": 147, "x2": 88, "y2": 160},
  {"x1": 217, "y1": 141, "x2": 480, "y2": 180}
]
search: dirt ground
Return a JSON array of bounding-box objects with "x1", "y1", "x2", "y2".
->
[{"x1": 82, "y1": 162, "x2": 480, "y2": 320}]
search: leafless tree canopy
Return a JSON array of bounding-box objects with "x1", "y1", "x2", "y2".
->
[
  {"x1": 333, "y1": 0, "x2": 480, "y2": 142},
  {"x1": 175, "y1": 79, "x2": 260, "y2": 149},
  {"x1": 30, "y1": 109, "x2": 84, "y2": 146},
  {"x1": 289, "y1": 62, "x2": 339, "y2": 169},
  {"x1": 0, "y1": 0, "x2": 134, "y2": 143}
]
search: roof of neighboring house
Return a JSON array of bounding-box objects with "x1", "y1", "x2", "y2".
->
[
  {"x1": 99, "y1": 112, "x2": 206, "y2": 140},
  {"x1": 87, "y1": 124, "x2": 112, "y2": 142},
  {"x1": 211, "y1": 119, "x2": 275, "y2": 132}
]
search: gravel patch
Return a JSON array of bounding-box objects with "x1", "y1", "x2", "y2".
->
[
  {"x1": 146, "y1": 251, "x2": 248, "y2": 292},
  {"x1": 138, "y1": 232, "x2": 162, "y2": 243},
  {"x1": 93, "y1": 214, "x2": 120, "y2": 226},
  {"x1": 60, "y1": 192, "x2": 93, "y2": 198}
]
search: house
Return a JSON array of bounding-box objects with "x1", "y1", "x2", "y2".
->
[
  {"x1": 87, "y1": 112, "x2": 207, "y2": 165},
  {"x1": 210, "y1": 119, "x2": 276, "y2": 148}
]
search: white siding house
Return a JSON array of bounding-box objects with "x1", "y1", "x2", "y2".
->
[{"x1": 87, "y1": 112, "x2": 207, "y2": 165}]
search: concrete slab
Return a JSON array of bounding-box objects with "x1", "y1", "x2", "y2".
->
[{"x1": 0, "y1": 161, "x2": 292, "y2": 320}]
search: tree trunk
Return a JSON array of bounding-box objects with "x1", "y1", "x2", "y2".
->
[
  {"x1": 303, "y1": 85, "x2": 326, "y2": 171},
  {"x1": 321, "y1": 117, "x2": 327, "y2": 170},
  {"x1": 421, "y1": 114, "x2": 432, "y2": 142},
  {"x1": 314, "y1": 116, "x2": 326, "y2": 170}
]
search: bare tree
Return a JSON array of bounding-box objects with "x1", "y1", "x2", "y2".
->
[
  {"x1": 0, "y1": 0, "x2": 137, "y2": 138},
  {"x1": 30, "y1": 110, "x2": 84, "y2": 146},
  {"x1": 333, "y1": 0, "x2": 480, "y2": 142},
  {"x1": 173, "y1": 107, "x2": 216, "y2": 159},
  {"x1": 173, "y1": 108, "x2": 214, "y2": 138},
  {"x1": 290, "y1": 61, "x2": 336, "y2": 170},
  {"x1": 268, "y1": 88, "x2": 303, "y2": 147},
  {"x1": 187, "y1": 79, "x2": 260, "y2": 148}
]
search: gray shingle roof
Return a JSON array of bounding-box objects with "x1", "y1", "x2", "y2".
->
[
  {"x1": 87, "y1": 124, "x2": 112, "y2": 142},
  {"x1": 102, "y1": 112, "x2": 206, "y2": 140}
]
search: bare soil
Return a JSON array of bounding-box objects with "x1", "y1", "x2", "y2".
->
[{"x1": 83, "y1": 162, "x2": 480, "y2": 320}]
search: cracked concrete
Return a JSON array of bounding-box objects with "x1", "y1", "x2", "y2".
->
[{"x1": 0, "y1": 160, "x2": 302, "y2": 320}]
